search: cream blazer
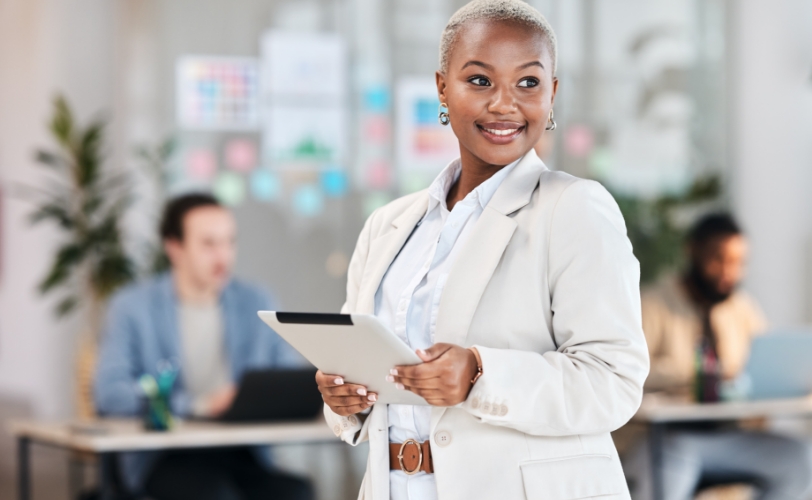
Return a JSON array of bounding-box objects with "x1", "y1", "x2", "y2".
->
[{"x1": 324, "y1": 151, "x2": 650, "y2": 500}]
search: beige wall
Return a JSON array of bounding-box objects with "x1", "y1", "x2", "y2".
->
[{"x1": 0, "y1": 0, "x2": 121, "y2": 420}]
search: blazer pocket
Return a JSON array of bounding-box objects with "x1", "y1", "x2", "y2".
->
[{"x1": 520, "y1": 454, "x2": 625, "y2": 500}]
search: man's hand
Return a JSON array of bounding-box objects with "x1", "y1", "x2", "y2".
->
[
  {"x1": 204, "y1": 385, "x2": 237, "y2": 417},
  {"x1": 316, "y1": 370, "x2": 378, "y2": 417},
  {"x1": 389, "y1": 343, "x2": 478, "y2": 406}
]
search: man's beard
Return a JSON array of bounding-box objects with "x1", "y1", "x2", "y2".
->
[{"x1": 684, "y1": 265, "x2": 733, "y2": 306}]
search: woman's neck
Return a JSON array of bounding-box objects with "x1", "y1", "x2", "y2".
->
[{"x1": 446, "y1": 148, "x2": 510, "y2": 211}]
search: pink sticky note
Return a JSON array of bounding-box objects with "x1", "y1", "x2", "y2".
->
[
  {"x1": 224, "y1": 139, "x2": 257, "y2": 172},
  {"x1": 186, "y1": 148, "x2": 217, "y2": 181},
  {"x1": 364, "y1": 116, "x2": 390, "y2": 143},
  {"x1": 367, "y1": 161, "x2": 391, "y2": 189},
  {"x1": 564, "y1": 124, "x2": 594, "y2": 159}
]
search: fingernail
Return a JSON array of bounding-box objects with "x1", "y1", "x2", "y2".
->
[
  {"x1": 334, "y1": 378, "x2": 344, "y2": 385},
  {"x1": 417, "y1": 349, "x2": 426, "y2": 356},
  {"x1": 390, "y1": 368, "x2": 398, "y2": 376},
  {"x1": 386, "y1": 375, "x2": 394, "y2": 383},
  {"x1": 357, "y1": 387, "x2": 367, "y2": 396},
  {"x1": 367, "y1": 401, "x2": 374, "y2": 406},
  {"x1": 368, "y1": 394, "x2": 377, "y2": 402},
  {"x1": 396, "y1": 383, "x2": 405, "y2": 390}
]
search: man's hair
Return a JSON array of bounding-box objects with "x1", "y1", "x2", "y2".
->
[
  {"x1": 160, "y1": 193, "x2": 221, "y2": 242},
  {"x1": 687, "y1": 213, "x2": 742, "y2": 247},
  {"x1": 439, "y1": 0, "x2": 557, "y2": 75}
]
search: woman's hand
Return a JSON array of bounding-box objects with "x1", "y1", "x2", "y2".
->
[
  {"x1": 316, "y1": 370, "x2": 378, "y2": 416},
  {"x1": 389, "y1": 343, "x2": 478, "y2": 406}
]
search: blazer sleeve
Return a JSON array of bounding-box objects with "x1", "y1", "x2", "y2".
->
[
  {"x1": 94, "y1": 292, "x2": 142, "y2": 416},
  {"x1": 324, "y1": 210, "x2": 376, "y2": 445},
  {"x1": 462, "y1": 179, "x2": 650, "y2": 436}
]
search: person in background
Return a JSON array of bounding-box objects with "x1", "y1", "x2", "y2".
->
[
  {"x1": 629, "y1": 213, "x2": 812, "y2": 500},
  {"x1": 94, "y1": 193, "x2": 312, "y2": 500}
]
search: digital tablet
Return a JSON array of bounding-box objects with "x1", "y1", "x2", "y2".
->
[{"x1": 258, "y1": 311, "x2": 428, "y2": 406}]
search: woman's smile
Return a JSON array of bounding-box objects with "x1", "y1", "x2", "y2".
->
[{"x1": 477, "y1": 121, "x2": 525, "y2": 144}]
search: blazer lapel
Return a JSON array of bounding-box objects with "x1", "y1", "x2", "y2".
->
[
  {"x1": 355, "y1": 193, "x2": 429, "y2": 314},
  {"x1": 434, "y1": 152, "x2": 547, "y2": 346}
]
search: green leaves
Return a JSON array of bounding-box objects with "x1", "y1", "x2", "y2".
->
[
  {"x1": 38, "y1": 243, "x2": 86, "y2": 294},
  {"x1": 610, "y1": 175, "x2": 722, "y2": 284},
  {"x1": 50, "y1": 96, "x2": 74, "y2": 147},
  {"x1": 28, "y1": 201, "x2": 73, "y2": 229},
  {"x1": 25, "y1": 94, "x2": 137, "y2": 318}
]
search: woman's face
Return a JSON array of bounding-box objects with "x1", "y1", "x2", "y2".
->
[{"x1": 437, "y1": 20, "x2": 558, "y2": 169}]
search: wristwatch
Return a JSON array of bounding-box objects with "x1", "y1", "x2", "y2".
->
[{"x1": 468, "y1": 346, "x2": 483, "y2": 385}]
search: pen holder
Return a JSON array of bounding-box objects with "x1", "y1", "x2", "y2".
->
[
  {"x1": 139, "y1": 369, "x2": 177, "y2": 431},
  {"x1": 142, "y1": 393, "x2": 173, "y2": 431}
]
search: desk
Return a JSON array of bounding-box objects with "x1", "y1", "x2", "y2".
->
[
  {"x1": 633, "y1": 394, "x2": 812, "y2": 500},
  {"x1": 7, "y1": 418, "x2": 339, "y2": 500}
]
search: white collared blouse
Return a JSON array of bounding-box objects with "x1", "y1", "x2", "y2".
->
[{"x1": 373, "y1": 156, "x2": 521, "y2": 500}]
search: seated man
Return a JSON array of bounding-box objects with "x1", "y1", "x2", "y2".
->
[
  {"x1": 630, "y1": 213, "x2": 812, "y2": 500},
  {"x1": 95, "y1": 193, "x2": 313, "y2": 500}
]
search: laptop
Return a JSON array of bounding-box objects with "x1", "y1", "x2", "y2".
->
[
  {"x1": 743, "y1": 331, "x2": 812, "y2": 400},
  {"x1": 218, "y1": 368, "x2": 323, "y2": 422}
]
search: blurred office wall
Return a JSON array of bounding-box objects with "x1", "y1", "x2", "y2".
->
[
  {"x1": 2, "y1": 0, "x2": 812, "y2": 435},
  {"x1": 729, "y1": 0, "x2": 812, "y2": 328}
]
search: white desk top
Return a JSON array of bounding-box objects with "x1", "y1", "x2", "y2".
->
[
  {"x1": 6, "y1": 417, "x2": 339, "y2": 453},
  {"x1": 634, "y1": 393, "x2": 812, "y2": 423}
]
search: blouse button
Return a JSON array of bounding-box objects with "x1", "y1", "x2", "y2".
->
[
  {"x1": 499, "y1": 405, "x2": 509, "y2": 416},
  {"x1": 470, "y1": 397, "x2": 480, "y2": 409},
  {"x1": 482, "y1": 402, "x2": 491, "y2": 414}
]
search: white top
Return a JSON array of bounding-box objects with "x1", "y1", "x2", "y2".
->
[
  {"x1": 178, "y1": 303, "x2": 231, "y2": 416},
  {"x1": 374, "y1": 157, "x2": 520, "y2": 500}
]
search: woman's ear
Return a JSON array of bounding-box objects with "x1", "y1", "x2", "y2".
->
[
  {"x1": 550, "y1": 77, "x2": 559, "y2": 106},
  {"x1": 436, "y1": 71, "x2": 447, "y2": 104}
]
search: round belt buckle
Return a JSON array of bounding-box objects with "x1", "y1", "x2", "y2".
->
[{"x1": 397, "y1": 439, "x2": 423, "y2": 475}]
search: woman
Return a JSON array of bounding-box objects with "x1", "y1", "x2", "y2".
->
[{"x1": 317, "y1": 1, "x2": 649, "y2": 499}]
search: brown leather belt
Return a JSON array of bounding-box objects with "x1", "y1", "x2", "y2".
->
[{"x1": 389, "y1": 439, "x2": 434, "y2": 474}]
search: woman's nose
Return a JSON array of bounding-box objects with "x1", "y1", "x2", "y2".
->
[{"x1": 488, "y1": 87, "x2": 517, "y2": 115}]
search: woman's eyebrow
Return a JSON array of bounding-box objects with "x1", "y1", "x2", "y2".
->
[
  {"x1": 461, "y1": 60, "x2": 494, "y2": 71},
  {"x1": 517, "y1": 61, "x2": 545, "y2": 71},
  {"x1": 460, "y1": 60, "x2": 545, "y2": 71}
]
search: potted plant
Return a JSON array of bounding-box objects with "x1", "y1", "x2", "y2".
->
[{"x1": 23, "y1": 95, "x2": 136, "y2": 418}]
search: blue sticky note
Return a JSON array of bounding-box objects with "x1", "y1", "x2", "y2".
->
[
  {"x1": 415, "y1": 97, "x2": 441, "y2": 125},
  {"x1": 320, "y1": 170, "x2": 349, "y2": 198},
  {"x1": 251, "y1": 169, "x2": 280, "y2": 202},
  {"x1": 364, "y1": 86, "x2": 390, "y2": 113},
  {"x1": 293, "y1": 185, "x2": 324, "y2": 217}
]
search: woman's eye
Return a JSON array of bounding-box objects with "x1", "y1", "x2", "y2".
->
[
  {"x1": 468, "y1": 76, "x2": 491, "y2": 87},
  {"x1": 518, "y1": 78, "x2": 539, "y2": 88}
]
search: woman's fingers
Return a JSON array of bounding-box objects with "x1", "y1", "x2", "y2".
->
[
  {"x1": 316, "y1": 371, "x2": 377, "y2": 415},
  {"x1": 320, "y1": 383, "x2": 373, "y2": 398},
  {"x1": 389, "y1": 374, "x2": 441, "y2": 390},
  {"x1": 315, "y1": 370, "x2": 347, "y2": 388},
  {"x1": 331, "y1": 403, "x2": 372, "y2": 416}
]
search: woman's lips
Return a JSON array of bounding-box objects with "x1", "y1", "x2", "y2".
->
[{"x1": 477, "y1": 123, "x2": 525, "y2": 144}]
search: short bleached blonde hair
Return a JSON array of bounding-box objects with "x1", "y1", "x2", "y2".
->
[{"x1": 439, "y1": 0, "x2": 558, "y2": 75}]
